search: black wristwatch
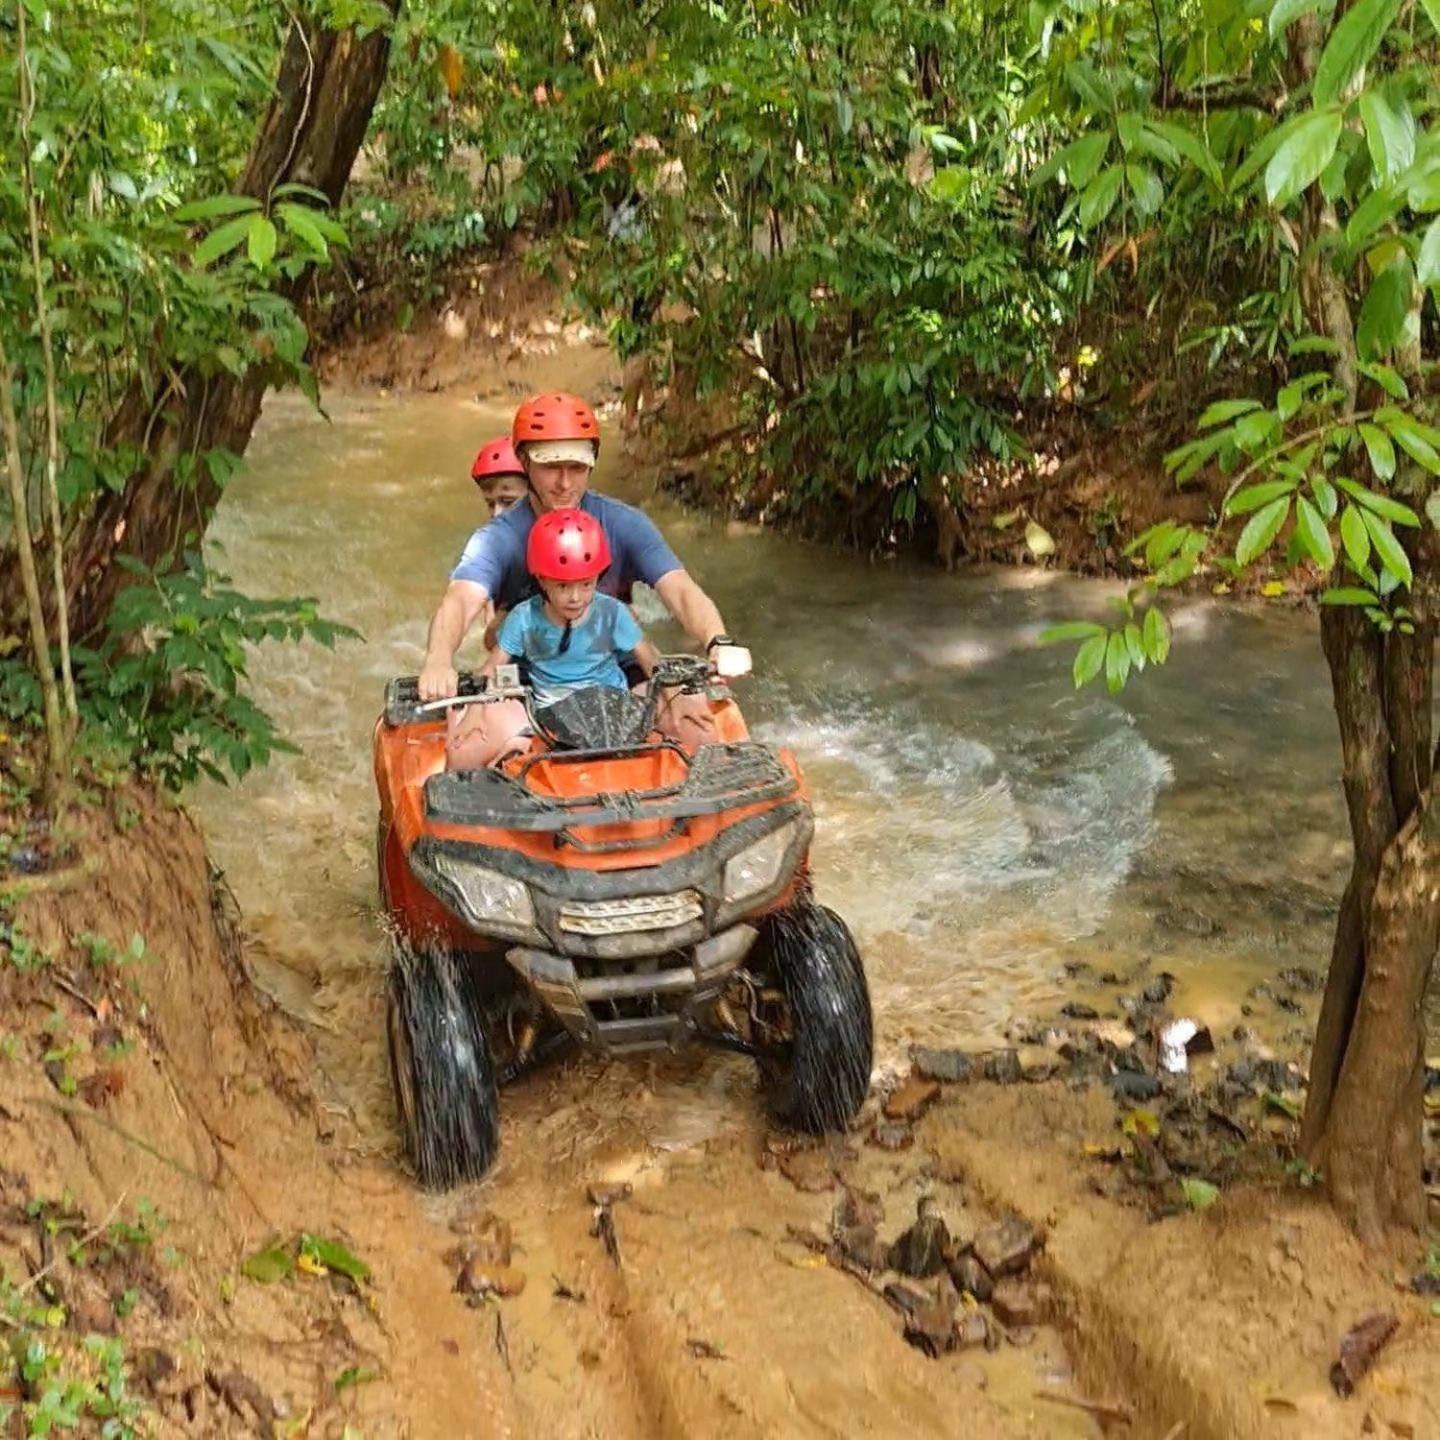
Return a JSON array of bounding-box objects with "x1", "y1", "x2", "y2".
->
[{"x1": 706, "y1": 633, "x2": 734, "y2": 653}]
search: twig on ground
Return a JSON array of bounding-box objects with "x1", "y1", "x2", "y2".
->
[{"x1": 16, "y1": 1190, "x2": 128, "y2": 1297}]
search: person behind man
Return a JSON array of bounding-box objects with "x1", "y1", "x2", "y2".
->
[
  {"x1": 470, "y1": 435, "x2": 528, "y2": 519},
  {"x1": 420, "y1": 391, "x2": 737, "y2": 767}
]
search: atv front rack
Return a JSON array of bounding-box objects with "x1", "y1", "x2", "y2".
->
[{"x1": 424, "y1": 741, "x2": 797, "y2": 853}]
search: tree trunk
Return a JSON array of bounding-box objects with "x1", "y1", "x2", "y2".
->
[{"x1": 4, "y1": 6, "x2": 399, "y2": 644}]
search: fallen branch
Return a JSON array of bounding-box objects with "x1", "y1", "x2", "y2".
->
[{"x1": 50, "y1": 971, "x2": 101, "y2": 1017}]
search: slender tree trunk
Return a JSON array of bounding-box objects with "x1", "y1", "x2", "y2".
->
[{"x1": 2, "y1": 5, "x2": 400, "y2": 644}]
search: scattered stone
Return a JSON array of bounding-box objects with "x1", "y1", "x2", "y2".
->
[
  {"x1": 1409, "y1": 1271, "x2": 1440, "y2": 1297},
  {"x1": 447, "y1": 1211, "x2": 512, "y2": 1268},
  {"x1": 1278, "y1": 966, "x2": 1323, "y2": 993},
  {"x1": 885, "y1": 1076, "x2": 941, "y2": 1121},
  {"x1": 895, "y1": 1273, "x2": 960, "y2": 1356},
  {"x1": 889, "y1": 1203, "x2": 951, "y2": 1279},
  {"x1": 1018, "y1": 1047, "x2": 1060, "y2": 1082},
  {"x1": 883, "y1": 1278, "x2": 934, "y2": 1322},
  {"x1": 954, "y1": 1309, "x2": 993, "y2": 1351},
  {"x1": 777, "y1": 1148, "x2": 837, "y2": 1192},
  {"x1": 991, "y1": 1278, "x2": 1049, "y2": 1329},
  {"x1": 1105, "y1": 1071, "x2": 1161, "y2": 1101},
  {"x1": 972, "y1": 1216, "x2": 1038, "y2": 1279},
  {"x1": 456, "y1": 1261, "x2": 527, "y2": 1298},
  {"x1": 835, "y1": 1187, "x2": 885, "y2": 1231},
  {"x1": 833, "y1": 1224, "x2": 889, "y2": 1273},
  {"x1": 1097, "y1": 971, "x2": 1122, "y2": 985},
  {"x1": 950, "y1": 1253, "x2": 994, "y2": 1303},
  {"x1": 1142, "y1": 974, "x2": 1175, "y2": 1005},
  {"x1": 587, "y1": 1182, "x2": 633, "y2": 1208},
  {"x1": 868, "y1": 1120, "x2": 913, "y2": 1151},
  {"x1": 983, "y1": 1049, "x2": 1023, "y2": 1085},
  {"x1": 1060, "y1": 1002, "x2": 1098, "y2": 1020},
  {"x1": 1330, "y1": 1313, "x2": 1398, "y2": 1397},
  {"x1": 911, "y1": 1047, "x2": 974, "y2": 1084},
  {"x1": 1225, "y1": 1058, "x2": 1304, "y2": 1094}
]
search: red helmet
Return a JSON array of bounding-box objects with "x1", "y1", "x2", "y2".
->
[
  {"x1": 512, "y1": 392, "x2": 601, "y2": 453},
  {"x1": 526, "y1": 507, "x2": 611, "y2": 582},
  {"x1": 470, "y1": 435, "x2": 524, "y2": 487}
]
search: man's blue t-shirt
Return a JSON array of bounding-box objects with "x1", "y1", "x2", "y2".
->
[
  {"x1": 451, "y1": 492, "x2": 682, "y2": 609},
  {"x1": 497, "y1": 594, "x2": 643, "y2": 704}
]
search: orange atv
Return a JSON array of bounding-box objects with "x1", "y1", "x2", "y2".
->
[{"x1": 375, "y1": 655, "x2": 873, "y2": 1188}]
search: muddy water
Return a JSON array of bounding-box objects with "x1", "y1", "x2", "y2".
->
[{"x1": 193, "y1": 386, "x2": 1354, "y2": 1437}]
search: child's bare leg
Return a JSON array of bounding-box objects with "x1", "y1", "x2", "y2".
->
[
  {"x1": 445, "y1": 699, "x2": 530, "y2": 770},
  {"x1": 654, "y1": 688, "x2": 716, "y2": 750}
]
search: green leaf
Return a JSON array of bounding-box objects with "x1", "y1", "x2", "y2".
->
[
  {"x1": 1359, "y1": 90, "x2": 1415, "y2": 182},
  {"x1": 174, "y1": 194, "x2": 261, "y2": 223},
  {"x1": 1142, "y1": 120, "x2": 1221, "y2": 184},
  {"x1": 1264, "y1": 109, "x2": 1344, "y2": 206},
  {"x1": 1269, "y1": 0, "x2": 1334, "y2": 35},
  {"x1": 1313, "y1": 0, "x2": 1403, "y2": 108},
  {"x1": 1143, "y1": 606, "x2": 1171, "y2": 664},
  {"x1": 299, "y1": 1234, "x2": 370, "y2": 1283},
  {"x1": 1295, "y1": 496, "x2": 1335, "y2": 569},
  {"x1": 1337, "y1": 473, "x2": 1421, "y2": 525},
  {"x1": 1427, "y1": 493, "x2": 1440, "y2": 530},
  {"x1": 1079, "y1": 165, "x2": 1124, "y2": 228},
  {"x1": 1341, "y1": 504, "x2": 1373, "y2": 571},
  {"x1": 1226, "y1": 479, "x2": 1297, "y2": 516},
  {"x1": 1198, "y1": 398, "x2": 1262, "y2": 429},
  {"x1": 1362, "y1": 510, "x2": 1413, "y2": 586},
  {"x1": 1419, "y1": 219, "x2": 1440, "y2": 291},
  {"x1": 277, "y1": 203, "x2": 330, "y2": 258},
  {"x1": 1358, "y1": 422, "x2": 1396, "y2": 479},
  {"x1": 1123, "y1": 622, "x2": 1147, "y2": 670},
  {"x1": 1117, "y1": 112, "x2": 1144, "y2": 152},
  {"x1": 1104, "y1": 631, "x2": 1131, "y2": 694},
  {"x1": 1311, "y1": 475, "x2": 1338, "y2": 520},
  {"x1": 1073, "y1": 633, "x2": 1107, "y2": 687},
  {"x1": 1344, "y1": 185, "x2": 1404, "y2": 248},
  {"x1": 1235, "y1": 496, "x2": 1291, "y2": 566},
  {"x1": 1380, "y1": 410, "x2": 1440, "y2": 474},
  {"x1": 247, "y1": 215, "x2": 278, "y2": 268},
  {"x1": 335, "y1": 1367, "x2": 378, "y2": 1394},
  {"x1": 241, "y1": 1242, "x2": 294, "y2": 1284},
  {"x1": 1356, "y1": 258, "x2": 1413, "y2": 359},
  {"x1": 1061, "y1": 131, "x2": 1111, "y2": 188},
  {"x1": 1357, "y1": 360, "x2": 1408, "y2": 400},
  {"x1": 1321, "y1": 586, "x2": 1380, "y2": 604},
  {"x1": 1040, "y1": 621, "x2": 1107, "y2": 645},
  {"x1": 1405, "y1": 164, "x2": 1440, "y2": 214},
  {"x1": 1264, "y1": 1091, "x2": 1303, "y2": 1120},
  {"x1": 193, "y1": 215, "x2": 254, "y2": 268},
  {"x1": 1180, "y1": 1177, "x2": 1220, "y2": 1211},
  {"x1": 1126, "y1": 164, "x2": 1164, "y2": 216}
]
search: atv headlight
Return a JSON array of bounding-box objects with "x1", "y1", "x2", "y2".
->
[
  {"x1": 722, "y1": 820, "x2": 798, "y2": 911},
  {"x1": 428, "y1": 851, "x2": 535, "y2": 937}
]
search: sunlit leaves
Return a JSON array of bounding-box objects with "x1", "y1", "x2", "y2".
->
[
  {"x1": 1358, "y1": 89, "x2": 1415, "y2": 181},
  {"x1": 1235, "y1": 496, "x2": 1291, "y2": 566},
  {"x1": 1264, "y1": 109, "x2": 1343, "y2": 206},
  {"x1": 1312, "y1": 0, "x2": 1403, "y2": 108}
]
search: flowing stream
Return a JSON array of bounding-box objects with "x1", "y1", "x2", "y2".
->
[{"x1": 195, "y1": 386, "x2": 1358, "y2": 1140}]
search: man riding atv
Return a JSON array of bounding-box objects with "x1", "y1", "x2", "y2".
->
[{"x1": 420, "y1": 392, "x2": 736, "y2": 770}]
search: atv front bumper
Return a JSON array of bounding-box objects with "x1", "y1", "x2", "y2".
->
[{"x1": 506, "y1": 925, "x2": 757, "y2": 1053}]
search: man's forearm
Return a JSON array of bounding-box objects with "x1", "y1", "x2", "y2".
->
[
  {"x1": 658, "y1": 572, "x2": 725, "y2": 650},
  {"x1": 425, "y1": 594, "x2": 469, "y2": 665}
]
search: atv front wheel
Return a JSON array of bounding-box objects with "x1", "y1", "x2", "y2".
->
[
  {"x1": 386, "y1": 940, "x2": 499, "y2": 1188},
  {"x1": 753, "y1": 902, "x2": 873, "y2": 1133}
]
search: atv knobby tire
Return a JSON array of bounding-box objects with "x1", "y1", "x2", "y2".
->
[
  {"x1": 387, "y1": 940, "x2": 499, "y2": 1188},
  {"x1": 755, "y1": 902, "x2": 873, "y2": 1133}
]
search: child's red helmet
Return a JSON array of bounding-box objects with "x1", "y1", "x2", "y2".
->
[
  {"x1": 526, "y1": 507, "x2": 611, "y2": 581},
  {"x1": 512, "y1": 392, "x2": 600, "y2": 452},
  {"x1": 470, "y1": 436, "x2": 524, "y2": 487}
]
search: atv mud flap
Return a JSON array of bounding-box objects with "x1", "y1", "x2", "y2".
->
[{"x1": 506, "y1": 925, "x2": 757, "y2": 1053}]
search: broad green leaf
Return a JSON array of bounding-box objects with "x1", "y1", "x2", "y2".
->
[
  {"x1": 1117, "y1": 112, "x2": 1144, "y2": 152},
  {"x1": 1358, "y1": 422, "x2": 1396, "y2": 479},
  {"x1": 1357, "y1": 360, "x2": 1408, "y2": 399},
  {"x1": 1344, "y1": 186, "x2": 1404, "y2": 248},
  {"x1": 1355, "y1": 258, "x2": 1413, "y2": 358},
  {"x1": 1226, "y1": 479, "x2": 1296, "y2": 516},
  {"x1": 1406, "y1": 164, "x2": 1440, "y2": 214},
  {"x1": 1313, "y1": 0, "x2": 1403, "y2": 108},
  {"x1": 1362, "y1": 510, "x2": 1413, "y2": 586},
  {"x1": 1427, "y1": 493, "x2": 1440, "y2": 529},
  {"x1": 1264, "y1": 109, "x2": 1343, "y2": 206},
  {"x1": 1419, "y1": 219, "x2": 1440, "y2": 291},
  {"x1": 1336, "y1": 473, "x2": 1421, "y2": 525},
  {"x1": 1231, "y1": 123, "x2": 1288, "y2": 195},
  {"x1": 1295, "y1": 495, "x2": 1335, "y2": 569},
  {"x1": 1104, "y1": 631, "x2": 1131, "y2": 694},
  {"x1": 1235, "y1": 496, "x2": 1291, "y2": 566},
  {"x1": 1073, "y1": 633, "x2": 1106, "y2": 687},
  {"x1": 1380, "y1": 410, "x2": 1440, "y2": 474},
  {"x1": 1359, "y1": 90, "x2": 1415, "y2": 181},
  {"x1": 193, "y1": 215, "x2": 254, "y2": 268},
  {"x1": 300, "y1": 1233, "x2": 370, "y2": 1283},
  {"x1": 1143, "y1": 606, "x2": 1171, "y2": 664},
  {"x1": 1079, "y1": 165, "x2": 1123, "y2": 228},
  {"x1": 247, "y1": 215, "x2": 278, "y2": 268},
  {"x1": 1181, "y1": 1177, "x2": 1219, "y2": 1211},
  {"x1": 1311, "y1": 475, "x2": 1338, "y2": 520},
  {"x1": 1198, "y1": 398, "x2": 1262, "y2": 429},
  {"x1": 108, "y1": 171, "x2": 139, "y2": 202},
  {"x1": 1123, "y1": 622, "x2": 1146, "y2": 670},
  {"x1": 335, "y1": 1367, "x2": 378, "y2": 1393},
  {"x1": 1164, "y1": 431, "x2": 1228, "y2": 484},
  {"x1": 1269, "y1": 0, "x2": 1335, "y2": 35},
  {"x1": 242, "y1": 1242, "x2": 294, "y2": 1284},
  {"x1": 1322, "y1": 586, "x2": 1381, "y2": 604},
  {"x1": 1234, "y1": 409, "x2": 1281, "y2": 451},
  {"x1": 1126, "y1": 164, "x2": 1163, "y2": 217},
  {"x1": 174, "y1": 194, "x2": 261, "y2": 223},
  {"x1": 277, "y1": 203, "x2": 330, "y2": 258},
  {"x1": 1142, "y1": 120, "x2": 1221, "y2": 184},
  {"x1": 1039, "y1": 621, "x2": 1106, "y2": 645},
  {"x1": 1423, "y1": 0, "x2": 1440, "y2": 32},
  {"x1": 1061, "y1": 131, "x2": 1111, "y2": 188}
]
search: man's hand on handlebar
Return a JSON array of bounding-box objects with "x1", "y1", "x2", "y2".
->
[
  {"x1": 710, "y1": 643, "x2": 752, "y2": 680},
  {"x1": 418, "y1": 660, "x2": 459, "y2": 702}
]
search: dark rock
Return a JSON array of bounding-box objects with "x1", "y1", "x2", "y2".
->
[
  {"x1": 990, "y1": 1278, "x2": 1049, "y2": 1329},
  {"x1": 889, "y1": 1204, "x2": 951, "y2": 1279},
  {"x1": 983, "y1": 1049, "x2": 1023, "y2": 1085},
  {"x1": 1060, "y1": 1002, "x2": 1098, "y2": 1020},
  {"x1": 911, "y1": 1047, "x2": 974, "y2": 1084},
  {"x1": 1097, "y1": 971, "x2": 1122, "y2": 985},
  {"x1": 1231, "y1": 1025, "x2": 1258, "y2": 1045},
  {"x1": 1105, "y1": 1071, "x2": 1161, "y2": 1101},
  {"x1": 1142, "y1": 973, "x2": 1176, "y2": 1005},
  {"x1": 1225, "y1": 1058, "x2": 1304, "y2": 1094},
  {"x1": 895, "y1": 1273, "x2": 960, "y2": 1356},
  {"x1": 834, "y1": 1187, "x2": 884, "y2": 1232},
  {"x1": 833, "y1": 1224, "x2": 889, "y2": 1273},
  {"x1": 1410, "y1": 1271, "x2": 1440, "y2": 1296},
  {"x1": 972, "y1": 1215, "x2": 1038, "y2": 1279},
  {"x1": 949, "y1": 1253, "x2": 994, "y2": 1303},
  {"x1": 954, "y1": 1309, "x2": 993, "y2": 1351},
  {"x1": 8, "y1": 845, "x2": 46, "y2": 875},
  {"x1": 869, "y1": 1120, "x2": 914, "y2": 1151}
]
